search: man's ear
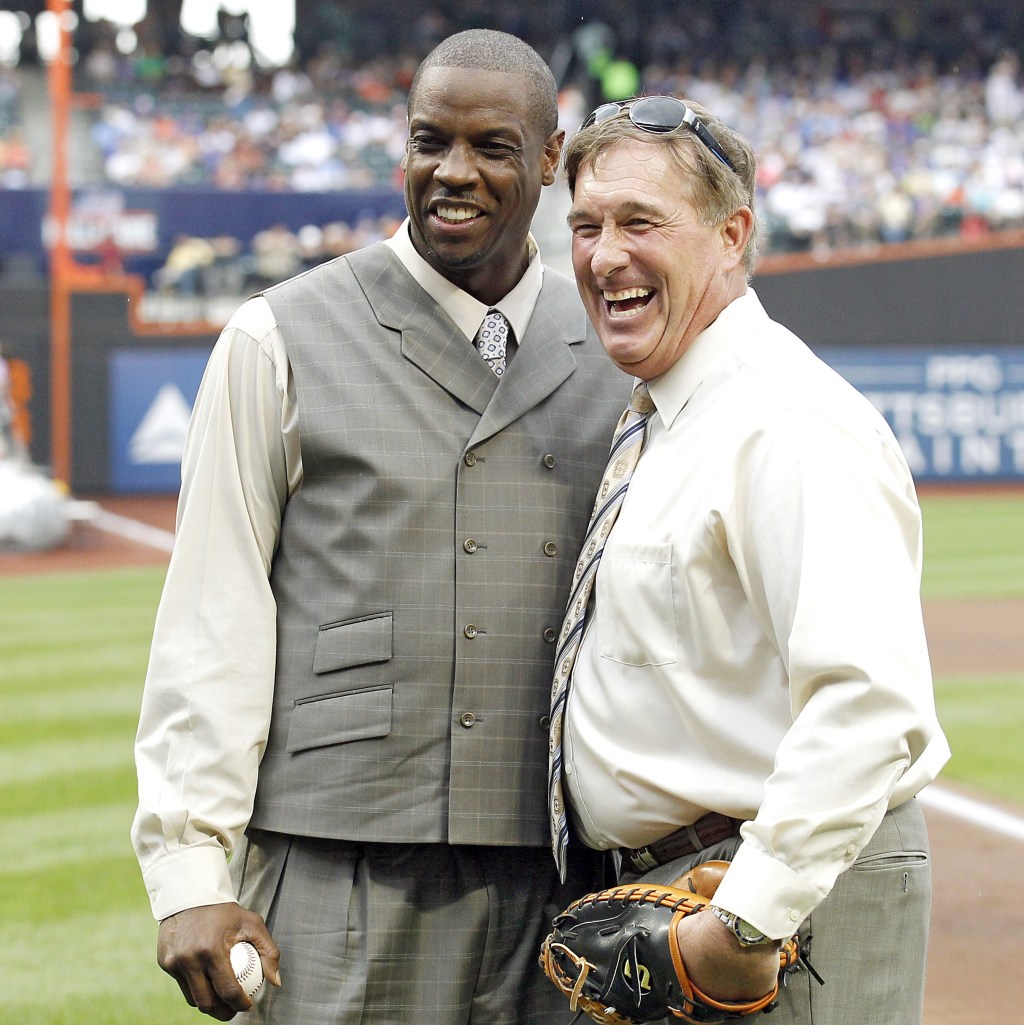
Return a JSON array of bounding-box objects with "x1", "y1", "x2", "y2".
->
[
  {"x1": 722, "y1": 206, "x2": 754, "y2": 264},
  {"x1": 542, "y1": 129, "x2": 566, "y2": 186}
]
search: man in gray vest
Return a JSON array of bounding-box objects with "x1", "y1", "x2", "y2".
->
[{"x1": 131, "y1": 29, "x2": 627, "y2": 1025}]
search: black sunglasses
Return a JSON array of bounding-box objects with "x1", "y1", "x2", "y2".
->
[{"x1": 581, "y1": 95, "x2": 737, "y2": 173}]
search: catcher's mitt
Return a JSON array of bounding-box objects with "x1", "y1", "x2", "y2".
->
[{"x1": 539, "y1": 861, "x2": 800, "y2": 1025}]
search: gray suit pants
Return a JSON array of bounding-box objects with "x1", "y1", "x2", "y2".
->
[
  {"x1": 232, "y1": 831, "x2": 594, "y2": 1024},
  {"x1": 624, "y1": 799, "x2": 931, "y2": 1025}
]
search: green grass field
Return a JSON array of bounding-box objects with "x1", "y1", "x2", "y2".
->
[
  {"x1": 920, "y1": 491, "x2": 1024, "y2": 600},
  {"x1": 0, "y1": 490, "x2": 1021, "y2": 1024},
  {"x1": 919, "y1": 491, "x2": 1024, "y2": 806}
]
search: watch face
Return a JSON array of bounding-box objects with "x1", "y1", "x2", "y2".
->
[
  {"x1": 711, "y1": 906, "x2": 767, "y2": 945},
  {"x1": 736, "y1": 918, "x2": 767, "y2": 943}
]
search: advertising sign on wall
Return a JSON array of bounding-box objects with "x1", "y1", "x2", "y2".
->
[
  {"x1": 818, "y1": 348, "x2": 1024, "y2": 482},
  {"x1": 109, "y1": 348, "x2": 210, "y2": 492}
]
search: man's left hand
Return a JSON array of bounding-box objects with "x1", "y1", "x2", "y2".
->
[{"x1": 673, "y1": 906, "x2": 783, "y2": 1003}]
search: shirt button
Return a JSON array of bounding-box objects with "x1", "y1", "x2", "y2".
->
[
  {"x1": 464, "y1": 625, "x2": 478, "y2": 639},
  {"x1": 464, "y1": 451, "x2": 478, "y2": 466},
  {"x1": 463, "y1": 539, "x2": 478, "y2": 553},
  {"x1": 787, "y1": 908, "x2": 800, "y2": 922},
  {"x1": 460, "y1": 712, "x2": 477, "y2": 728},
  {"x1": 538, "y1": 714, "x2": 550, "y2": 730},
  {"x1": 543, "y1": 541, "x2": 557, "y2": 557},
  {"x1": 543, "y1": 453, "x2": 556, "y2": 468},
  {"x1": 543, "y1": 627, "x2": 556, "y2": 643}
]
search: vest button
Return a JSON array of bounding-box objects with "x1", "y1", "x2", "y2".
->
[
  {"x1": 543, "y1": 628, "x2": 556, "y2": 643},
  {"x1": 464, "y1": 624, "x2": 478, "y2": 639},
  {"x1": 543, "y1": 541, "x2": 557, "y2": 557},
  {"x1": 538, "y1": 714, "x2": 551, "y2": 729},
  {"x1": 464, "y1": 451, "x2": 478, "y2": 466},
  {"x1": 463, "y1": 539, "x2": 478, "y2": 553},
  {"x1": 543, "y1": 453, "x2": 556, "y2": 468},
  {"x1": 460, "y1": 711, "x2": 477, "y2": 728}
]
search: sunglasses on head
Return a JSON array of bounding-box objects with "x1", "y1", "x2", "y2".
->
[{"x1": 581, "y1": 95, "x2": 737, "y2": 173}]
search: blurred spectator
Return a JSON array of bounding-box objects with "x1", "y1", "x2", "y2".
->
[
  {"x1": 202, "y1": 235, "x2": 246, "y2": 296},
  {"x1": 0, "y1": 126, "x2": 30, "y2": 188},
  {"x1": 878, "y1": 186, "x2": 916, "y2": 243},
  {"x1": 247, "y1": 222, "x2": 301, "y2": 289},
  {"x1": 985, "y1": 49, "x2": 1024, "y2": 125},
  {"x1": 154, "y1": 234, "x2": 216, "y2": 295},
  {"x1": 295, "y1": 223, "x2": 325, "y2": 271},
  {"x1": 591, "y1": 51, "x2": 642, "y2": 101},
  {"x1": 95, "y1": 232, "x2": 124, "y2": 274},
  {"x1": 0, "y1": 342, "x2": 27, "y2": 464}
]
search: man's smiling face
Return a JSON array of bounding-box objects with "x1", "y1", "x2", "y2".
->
[
  {"x1": 568, "y1": 138, "x2": 738, "y2": 380},
  {"x1": 404, "y1": 66, "x2": 560, "y2": 305}
]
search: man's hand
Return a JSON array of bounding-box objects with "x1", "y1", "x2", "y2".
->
[
  {"x1": 157, "y1": 902, "x2": 281, "y2": 1020},
  {"x1": 673, "y1": 909, "x2": 782, "y2": 1003}
]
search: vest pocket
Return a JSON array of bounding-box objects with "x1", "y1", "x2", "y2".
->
[
  {"x1": 312, "y1": 611, "x2": 393, "y2": 674},
  {"x1": 287, "y1": 685, "x2": 393, "y2": 752}
]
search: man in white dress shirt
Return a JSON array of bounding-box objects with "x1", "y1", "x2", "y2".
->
[{"x1": 554, "y1": 95, "x2": 950, "y2": 1023}]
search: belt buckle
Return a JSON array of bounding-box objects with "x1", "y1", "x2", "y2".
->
[{"x1": 629, "y1": 846, "x2": 659, "y2": 871}]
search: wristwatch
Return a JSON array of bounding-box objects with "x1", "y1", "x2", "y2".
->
[{"x1": 709, "y1": 906, "x2": 771, "y2": 946}]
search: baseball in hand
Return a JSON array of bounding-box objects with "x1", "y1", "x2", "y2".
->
[{"x1": 230, "y1": 941, "x2": 264, "y2": 1000}]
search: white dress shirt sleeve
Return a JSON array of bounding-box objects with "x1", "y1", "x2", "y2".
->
[
  {"x1": 131, "y1": 296, "x2": 298, "y2": 921},
  {"x1": 711, "y1": 403, "x2": 942, "y2": 938}
]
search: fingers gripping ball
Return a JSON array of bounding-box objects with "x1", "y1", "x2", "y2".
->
[
  {"x1": 538, "y1": 861, "x2": 800, "y2": 1025},
  {"x1": 230, "y1": 942, "x2": 264, "y2": 1001}
]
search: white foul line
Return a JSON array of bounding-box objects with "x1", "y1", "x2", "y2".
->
[
  {"x1": 918, "y1": 784, "x2": 1024, "y2": 841},
  {"x1": 90, "y1": 509, "x2": 176, "y2": 553}
]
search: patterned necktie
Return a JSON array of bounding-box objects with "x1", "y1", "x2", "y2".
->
[
  {"x1": 548, "y1": 382, "x2": 655, "y2": 880},
  {"x1": 475, "y1": 309, "x2": 510, "y2": 377}
]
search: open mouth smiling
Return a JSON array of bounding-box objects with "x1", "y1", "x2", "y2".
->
[
  {"x1": 432, "y1": 204, "x2": 482, "y2": 225},
  {"x1": 604, "y1": 286, "x2": 654, "y2": 318}
]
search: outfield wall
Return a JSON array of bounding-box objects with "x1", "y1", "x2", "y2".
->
[{"x1": 1, "y1": 232, "x2": 1022, "y2": 493}]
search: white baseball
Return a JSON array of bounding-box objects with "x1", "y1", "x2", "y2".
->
[{"x1": 230, "y1": 941, "x2": 264, "y2": 1000}]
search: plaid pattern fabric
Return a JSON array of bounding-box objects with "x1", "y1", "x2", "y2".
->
[
  {"x1": 254, "y1": 244, "x2": 632, "y2": 848},
  {"x1": 238, "y1": 835, "x2": 589, "y2": 1025}
]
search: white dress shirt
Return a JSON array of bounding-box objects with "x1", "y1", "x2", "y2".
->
[
  {"x1": 563, "y1": 289, "x2": 950, "y2": 939},
  {"x1": 132, "y1": 222, "x2": 544, "y2": 920}
]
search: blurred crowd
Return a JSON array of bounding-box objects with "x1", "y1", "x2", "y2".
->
[
  {"x1": 1, "y1": 0, "x2": 1023, "y2": 266},
  {"x1": 151, "y1": 214, "x2": 402, "y2": 298}
]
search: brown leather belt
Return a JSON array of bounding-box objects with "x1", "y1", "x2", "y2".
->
[{"x1": 622, "y1": 812, "x2": 744, "y2": 873}]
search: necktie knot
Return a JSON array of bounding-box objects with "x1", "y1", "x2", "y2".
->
[
  {"x1": 475, "y1": 309, "x2": 510, "y2": 377},
  {"x1": 630, "y1": 382, "x2": 656, "y2": 414}
]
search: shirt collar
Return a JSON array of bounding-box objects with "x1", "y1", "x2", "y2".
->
[
  {"x1": 385, "y1": 218, "x2": 543, "y2": 342},
  {"x1": 646, "y1": 289, "x2": 767, "y2": 427}
]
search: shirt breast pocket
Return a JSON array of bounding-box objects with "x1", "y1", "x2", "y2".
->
[{"x1": 595, "y1": 541, "x2": 677, "y2": 666}]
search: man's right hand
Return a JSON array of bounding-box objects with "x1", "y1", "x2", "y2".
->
[{"x1": 157, "y1": 902, "x2": 281, "y2": 1020}]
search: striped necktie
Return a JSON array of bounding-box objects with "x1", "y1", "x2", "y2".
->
[
  {"x1": 475, "y1": 309, "x2": 510, "y2": 376},
  {"x1": 548, "y1": 382, "x2": 655, "y2": 880}
]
